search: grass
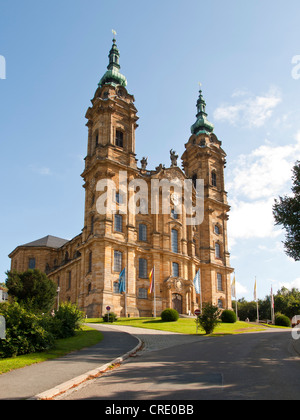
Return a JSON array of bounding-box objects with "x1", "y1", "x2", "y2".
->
[
  {"x1": 85, "y1": 317, "x2": 267, "y2": 336},
  {"x1": 0, "y1": 325, "x2": 103, "y2": 375}
]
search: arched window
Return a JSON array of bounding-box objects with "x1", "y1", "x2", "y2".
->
[
  {"x1": 218, "y1": 299, "x2": 224, "y2": 309},
  {"x1": 215, "y1": 225, "x2": 220, "y2": 235},
  {"x1": 171, "y1": 229, "x2": 178, "y2": 253},
  {"x1": 211, "y1": 171, "x2": 217, "y2": 187}
]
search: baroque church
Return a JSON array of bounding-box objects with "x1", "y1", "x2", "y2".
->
[{"x1": 9, "y1": 37, "x2": 234, "y2": 318}]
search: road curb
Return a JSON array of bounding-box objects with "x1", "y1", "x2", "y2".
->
[{"x1": 28, "y1": 335, "x2": 143, "y2": 400}]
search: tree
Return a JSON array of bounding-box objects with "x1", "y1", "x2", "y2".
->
[
  {"x1": 273, "y1": 161, "x2": 300, "y2": 261},
  {"x1": 5, "y1": 269, "x2": 57, "y2": 313},
  {"x1": 196, "y1": 303, "x2": 221, "y2": 334}
]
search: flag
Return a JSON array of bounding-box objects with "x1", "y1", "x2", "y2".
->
[
  {"x1": 231, "y1": 275, "x2": 236, "y2": 298},
  {"x1": 118, "y1": 268, "x2": 126, "y2": 293},
  {"x1": 148, "y1": 268, "x2": 154, "y2": 294},
  {"x1": 193, "y1": 270, "x2": 201, "y2": 295},
  {"x1": 254, "y1": 278, "x2": 257, "y2": 301}
]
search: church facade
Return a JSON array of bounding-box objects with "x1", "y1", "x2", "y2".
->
[{"x1": 9, "y1": 37, "x2": 234, "y2": 318}]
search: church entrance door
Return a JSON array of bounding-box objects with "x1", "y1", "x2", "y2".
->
[{"x1": 172, "y1": 293, "x2": 182, "y2": 314}]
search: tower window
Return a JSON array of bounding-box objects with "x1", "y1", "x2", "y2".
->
[
  {"x1": 95, "y1": 133, "x2": 99, "y2": 147},
  {"x1": 212, "y1": 171, "x2": 217, "y2": 187},
  {"x1": 114, "y1": 214, "x2": 123, "y2": 232},
  {"x1": 116, "y1": 130, "x2": 124, "y2": 148},
  {"x1": 215, "y1": 225, "x2": 220, "y2": 235},
  {"x1": 215, "y1": 243, "x2": 221, "y2": 259},
  {"x1": 171, "y1": 229, "x2": 178, "y2": 253},
  {"x1": 172, "y1": 262, "x2": 179, "y2": 277},
  {"x1": 139, "y1": 224, "x2": 147, "y2": 241},
  {"x1": 217, "y1": 273, "x2": 223, "y2": 291},
  {"x1": 113, "y1": 281, "x2": 120, "y2": 294},
  {"x1": 114, "y1": 251, "x2": 122, "y2": 272}
]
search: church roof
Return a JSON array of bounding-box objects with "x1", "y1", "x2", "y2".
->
[
  {"x1": 191, "y1": 88, "x2": 214, "y2": 135},
  {"x1": 98, "y1": 36, "x2": 127, "y2": 88},
  {"x1": 21, "y1": 235, "x2": 69, "y2": 249}
]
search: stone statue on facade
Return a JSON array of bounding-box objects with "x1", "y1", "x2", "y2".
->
[
  {"x1": 170, "y1": 149, "x2": 178, "y2": 167},
  {"x1": 140, "y1": 157, "x2": 148, "y2": 170}
]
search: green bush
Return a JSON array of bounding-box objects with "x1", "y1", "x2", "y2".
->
[
  {"x1": 102, "y1": 312, "x2": 118, "y2": 323},
  {"x1": 0, "y1": 302, "x2": 54, "y2": 358},
  {"x1": 161, "y1": 308, "x2": 179, "y2": 322},
  {"x1": 275, "y1": 313, "x2": 291, "y2": 327},
  {"x1": 50, "y1": 302, "x2": 84, "y2": 338},
  {"x1": 196, "y1": 303, "x2": 221, "y2": 334},
  {"x1": 221, "y1": 310, "x2": 237, "y2": 324}
]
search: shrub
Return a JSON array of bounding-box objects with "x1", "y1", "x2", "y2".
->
[
  {"x1": 102, "y1": 312, "x2": 118, "y2": 323},
  {"x1": 275, "y1": 313, "x2": 291, "y2": 327},
  {"x1": 196, "y1": 303, "x2": 221, "y2": 335},
  {"x1": 0, "y1": 302, "x2": 54, "y2": 358},
  {"x1": 5, "y1": 269, "x2": 57, "y2": 313},
  {"x1": 221, "y1": 310, "x2": 237, "y2": 324},
  {"x1": 50, "y1": 302, "x2": 84, "y2": 338},
  {"x1": 161, "y1": 308, "x2": 179, "y2": 322}
]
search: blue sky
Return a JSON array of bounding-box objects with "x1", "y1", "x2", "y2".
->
[{"x1": 0, "y1": 0, "x2": 300, "y2": 300}]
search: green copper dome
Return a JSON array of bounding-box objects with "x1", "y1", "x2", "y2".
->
[
  {"x1": 191, "y1": 89, "x2": 214, "y2": 135},
  {"x1": 98, "y1": 38, "x2": 127, "y2": 88}
]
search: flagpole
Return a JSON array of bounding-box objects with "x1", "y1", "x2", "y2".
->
[
  {"x1": 153, "y1": 267, "x2": 156, "y2": 318},
  {"x1": 255, "y1": 277, "x2": 259, "y2": 323},
  {"x1": 124, "y1": 268, "x2": 127, "y2": 318},
  {"x1": 271, "y1": 285, "x2": 275, "y2": 324}
]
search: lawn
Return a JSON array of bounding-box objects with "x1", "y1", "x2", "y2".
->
[
  {"x1": 85, "y1": 317, "x2": 267, "y2": 336},
  {"x1": 0, "y1": 325, "x2": 103, "y2": 375}
]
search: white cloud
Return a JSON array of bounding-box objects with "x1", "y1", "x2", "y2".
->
[
  {"x1": 227, "y1": 131, "x2": 300, "y2": 242},
  {"x1": 236, "y1": 281, "x2": 249, "y2": 296},
  {"x1": 228, "y1": 198, "x2": 282, "y2": 240},
  {"x1": 227, "y1": 134, "x2": 300, "y2": 201},
  {"x1": 214, "y1": 87, "x2": 281, "y2": 128},
  {"x1": 277, "y1": 278, "x2": 300, "y2": 291}
]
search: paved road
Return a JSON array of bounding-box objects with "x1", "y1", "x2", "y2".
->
[
  {"x1": 58, "y1": 327, "x2": 300, "y2": 400},
  {"x1": 0, "y1": 326, "x2": 139, "y2": 400}
]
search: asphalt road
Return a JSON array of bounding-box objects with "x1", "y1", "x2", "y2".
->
[{"x1": 58, "y1": 329, "x2": 300, "y2": 400}]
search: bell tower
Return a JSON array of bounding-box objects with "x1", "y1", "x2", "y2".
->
[
  {"x1": 81, "y1": 36, "x2": 139, "y2": 242},
  {"x1": 181, "y1": 88, "x2": 233, "y2": 309}
]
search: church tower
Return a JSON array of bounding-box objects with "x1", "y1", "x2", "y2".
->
[
  {"x1": 181, "y1": 88, "x2": 233, "y2": 309},
  {"x1": 80, "y1": 36, "x2": 140, "y2": 316}
]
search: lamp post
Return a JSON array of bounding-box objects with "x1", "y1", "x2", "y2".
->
[{"x1": 57, "y1": 286, "x2": 60, "y2": 310}]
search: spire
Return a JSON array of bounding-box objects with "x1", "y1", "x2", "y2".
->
[
  {"x1": 98, "y1": 31, "x2": 127, "y2": 88},
  {"x1": 191, "y1": 86, "x2": 214, "y2": 135}
]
